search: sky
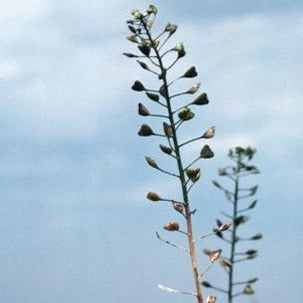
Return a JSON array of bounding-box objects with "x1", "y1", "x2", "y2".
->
[{"x1": 0, "y1": 0, "x2": 302, "y2": 302}]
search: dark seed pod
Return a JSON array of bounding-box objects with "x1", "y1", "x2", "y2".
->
[
  {"x1": 132, "y1": 80, "x2": 145, "y2": 91},
  {"x1": 202, "y1": 281, "x2": 212, "y2": 288},
  {"x1": 163, "y1": 122, "x2": 173, "y2": 137},
  {"x1": 159, "y1": 144, "x2": 172, "y2": 155},
  {"x1": 182, "y1": 66, "x2": 197, "y2": 78},
  {"x1": 192, "y1": 93, "x2": 209, "y2": 105},
  {"x1": 138, "y1": 103, "x2": 150, "y2": 116},
  {"x1": 138, "y1": 124, "x2": 153, "y2": 136},
  {"x1": 146, "y1": 92, "x2": 159, "y2": 101},
  {"x1": 146, "y1": 192, "x2": 162, "y2": 201},
  {"x1": 200, "y1": 145, "x2": 214, "y2": 159}
]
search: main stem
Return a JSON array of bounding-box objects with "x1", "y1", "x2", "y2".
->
[
  {"x1": 143, "y1": 25, "x2": 204, "y2": 303},
  {"x1": 228, "y1": 166, "x2": 239, "y2": 303}
]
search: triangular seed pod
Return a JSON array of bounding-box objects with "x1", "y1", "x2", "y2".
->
[
  {"x1": 138, "y1": 103, "x2": 150, "y2": 116},
  {"x1": 138, "y1": 124, "x2": 154, "y2": 136},
  {"x1": 243, "y1": 285, "x2": 254, "y2": 295},
  {"x1": 200, "y1": 145, "x2": 214, "y2": 159},
  {"x1": 132, "y1": 80, "x2": 145, "y2": 91},
  {"x1": 138, "y1": 42, "x2": 151, "y2": 56},
  {"x1": 206, "y1": 295, "x2": 216, "y2": 303},
  {"x1": 146, "y1": 92, "x2": 159, "y2": 101},
  {"x1": 192, "y1": 93, "x2": 209, "y2": 105},
  {"x1": 208, "y1": 249, "x2": 222, "y2": 263},
  {"x1": 182, "y1": 66, "x2": 198, "y2": 78},
  {"x1": 202, "y1": 126, "x2": 215, "y2": 139}
]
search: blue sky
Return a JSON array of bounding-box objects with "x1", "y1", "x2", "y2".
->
[{"x1": 0, "y1": 0, "x2": 302, "y2": 302}]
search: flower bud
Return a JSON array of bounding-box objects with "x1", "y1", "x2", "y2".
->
[
  {"x1": 165, "y1": 23, "x2": 178, "y2": 35},
  {"x1": 138, "y1": 103, "x2": 150, "y2": 116},
  {"x1": 192, "y1": 93, "x2": 209, "y2": 105},
  {"x1": 187, "y1": 83, "x2": 200, "y2": 94},
  {"x1": 147, "y1": 5, "x2": 158, "y2": 15},
  {"x1": 173, "y1": 42, "x2": 186, "y2": 58},
  {"x1": 160, "y1": 144, "x2": 172, "y2": 155},
  {"x1": 182, "y1": 66, "x2": 198, "y2": 78},
  {"x1": 200, "y1": 145, "x2": 214, "y2": 159},
  {"x1": 127, "y1": 35, "x2": 138, "y2": 43},
  {"x1": 206, "y1": 295, "x2": 216, "y2": 303},
  {"x1": 163, "y1": 221, "x2": 179, "y2": 232},
  {"x1": 243, "y1": 285, "x2": 254, "y2": 295},
  {"x1": 138, "y1": 124, "x2": 153, "y2": 136},
  {"x1": 132, "y1": 80, "x2": 145, "y2": 91},
  {"x1": 146, "y1": 192, "x2": 162, "y2": 201},
  {"x1": 145, "y1": 157, "x2": 158, "y2": 168},
  {"x1": 202, "y1": 126, "x2": 215, "y2": 139},
  {"x1": 131, "y1": 9, "x2": 143, "y2": 20}
]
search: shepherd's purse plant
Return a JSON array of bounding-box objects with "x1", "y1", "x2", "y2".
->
[
  {"x1": 202, "y1": 146, "x2": 261, "y2": 302},
  {"x1": 124, "y1": 5, "x2": 232, "y2": 303}
]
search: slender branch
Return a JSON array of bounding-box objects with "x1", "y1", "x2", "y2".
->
[
  {"x1": 157, "y1": 284, "x2": 196, "y2": 296},
  {"x1": 179, "y1": 136, "x2": 203, "y2": 148},
  {"x1": 156, "y1": 232, "x2": 189, "y2": 253}
]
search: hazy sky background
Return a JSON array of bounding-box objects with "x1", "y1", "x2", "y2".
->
[{"x1": 0, "y1": 0, "x2": 302, "y2": 302}]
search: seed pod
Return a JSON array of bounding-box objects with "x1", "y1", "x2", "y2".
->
[
  {"x1": 182, "y1": 66, "x2": 198, "y2": 78},
  {"x1": 247, "y1": 278, "x2": 258, "y2": 284},
  {"x1": 206, "y1": 295, "x2": 216, "y2": 303},
  {"x1": 218, "y1": 168, "x2": 227, "y2": 176},
  {"x1": 138, "y1": 124, "x2": 153, "y2": 136},
  {"x1": 243, "y1": 285, "x2": 254, "y2": 295},
  {"x1": 163, "y1": 122, "x2": 173, "y2": 137},
  {"x1": 208, "y1": 249, "x2": 222, "y2": 263},
  {"x1": 145, "y1": 157, "x2": 158, "y2": 168},
  {"x1": 220, "y1": 258, "x2": 232, "y2": 268},
  {"x1": 218, "y1": 221, "x2": 232, "y2": 231},
  {"x1": 178, "y1": 107, "x2": 190, "y2": 119},
  {"x1": 138, "y1": 103, "x2": 150, "y2": 116},
  {"x1": 146, "y1": 92, "x2": 159, "y2": 101},
  {"x1": 173, "y1": 202, "x2": 183, "y2": 214},
  {"x1": 234, "y1": 215, "x2": 249, "y2": 226},
  {"x1": 251, "y1": 233, "x2": 263, "y2": 240},
  {"x1": 131, "y1": 9, "x2": 142, "y2": 20},
  {"x1": 202, "y1": 126, "x2": 215, "y2": 139},
  {"x1": 147, "y1": 5, "x2": 158, "y2": 15},
  {"x1": 246, "y1": 249, "x2": 258, "y2": 256},
  {"x1": 200, "y1": 145, "x2": 214, "y2": 159},
  {"x1": 146, "y1": 192, "x2": 162, "y2": 202},
  {"x1": 159, "y1": 144, "x2": 172, "y2": 155},
  {"x1": 186, "y1": 168, "x2": 200, "y2": 182},
  {"x1": 138, "y1": 42, "x2": 151, "y2": 56},
  {"x1": 137, "y1": 60, "x2": 149, "y2": 70},
  {"x1": 202, "y1": 281, "x2": 212, "y2": 288},
  {"x1": 192, "y1": 93, "x2": 209, "y2": 105},
  {"x1": 132, "y1": 80, "x2": 145, "y2": 91},
  {"x1": 123, "y1": 52, "x2": 138, "y2": 58},
  {"x1": 163, "y1": 221, "x2": 179, "y2": 232}
]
